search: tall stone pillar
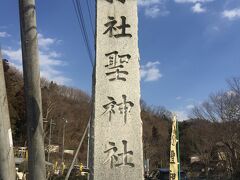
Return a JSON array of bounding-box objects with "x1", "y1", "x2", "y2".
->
[
  {"x1": 89, "y1": 0, "x2": 144, "y2": 179},
  {"x1": 0, "y1": 58, "x2": 16, "y2": 180}
]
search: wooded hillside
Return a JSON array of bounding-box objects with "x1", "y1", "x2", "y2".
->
[{"x1": 3, "y1": 60, "x2": 240, "y2": 178}]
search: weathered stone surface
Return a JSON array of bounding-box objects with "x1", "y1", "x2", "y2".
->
[
  {"x1": 0, "y1": 59, "x2": 16, "y2": 180},
  {"x1": 89, "y1": 0, "x2": 144, "y2": 179}
]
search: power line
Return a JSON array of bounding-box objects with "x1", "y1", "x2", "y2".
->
[
  {"x1": 75, "y1": 0, "x2": 94, "y2": 66},
  {"x1": 72, "y1": 0, "x2": 94, "y2": 67},
  {"x1": 86, "y1": 0, "x2": 95, "y2": 37}
]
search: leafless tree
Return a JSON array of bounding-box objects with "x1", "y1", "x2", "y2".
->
[
  {"x1": 227, "y1": 77, "x2": 240, "y2": 96},
  {"x1": 191, "y1": 77, "x2": 240, "y2": 177}
]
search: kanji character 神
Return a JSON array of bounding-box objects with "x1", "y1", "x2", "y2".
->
[
  {"x1": 102, "y1": 95, "x2": 134, "y2": 123},
  {"x1": 117, "y1": 95, "x2": 134, "y2": 123},
  {"x1": 102, "y1": 96, "x2": 117, "y2": 121}
]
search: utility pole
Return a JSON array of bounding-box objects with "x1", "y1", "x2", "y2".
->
[
  {"x1": 65, "y1": 119, "x2": 90, "y2": 180},
  {"x1": 0, "y1": 51, "x2": 16, "y2": 180},
  {"x1": 19, "y1": 0, "x2": 46, "y2": 179},
  {"x1": 87, "y1": 122, "x2": 90, "y2": 166},
  {"x1": 47, "y1": 119, "x2": 56, "y2": 162},
  {"x1": 62, "y1": 118, "x2": 68, "y2": 164}
]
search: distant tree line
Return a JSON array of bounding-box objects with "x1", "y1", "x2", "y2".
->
[
  {"x1": 3, "y1": 59, "x2": 240, "y2": 178},
  {"x1": 3, "y1": 60, "x2": 91, "y2": 163}
]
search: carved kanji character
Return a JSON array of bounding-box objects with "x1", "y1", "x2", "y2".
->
[
  {"x1": 106, "y1": 0, "x2": 126, "y2": 3},
  {"x1": 102, "y1": 96, "x2": 117, "y2": 121},
  {"x1": 102, "y1": 95, "x2": 134, "y2": 123},
  {"x1": 170, "y1": 172, "x2": 176, "y2": 180},
  {"x1": 104, "y1": 140, "x2": 134, "y2": 168},
  {"x1": 105, "y1": 51, "x2": 131, "y2": 81},
  {"x1": 115, "y1": 140, "x2": 134, "y2": 167},
  {"x1": 170, "y1": 150, "x2": 175, "y2": 163},
  {"x1": 103, "y1": 16, "x2": 132, "y2": 38},
  {"x1": 103, "y1": 142, "x2": 118, "y2": 168},
  {"x1": 117, "y1": 95, "x2": 134, "y2": 123},
  {"x1": 103, "y1": 16, "x2": 117, "y2": 37}
]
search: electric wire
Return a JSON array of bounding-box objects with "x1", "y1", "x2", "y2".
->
[
  {"x1": 76, "y1": 0, "x2": 94, "y2": 66},
  {"x1": 86, "y1": 0, "x2": 95, "y2": 37},
  {"x1": 72, "y1": 0, "x2": 94, "y2": 67}
]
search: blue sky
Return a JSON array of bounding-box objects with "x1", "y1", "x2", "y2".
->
[{"x1": 1, "y1": 0, "x2": 240, "y2": 120}]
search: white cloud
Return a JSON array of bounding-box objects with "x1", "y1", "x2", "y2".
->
[
  {"x1": 226, "y1": 90, "x2": 237, "y2": 97},
  {"x1": 48, "y1": 51, "x2": 61, "y2": 58},
  {"x1": 2, "y1": 34, "x2": 70, "y2": 85},
  {"x1": 0, "y1": 32, "x2": 10, "y2": 38},
  {"x1": 186, "y1": 104, "x2": 194, "y2": 109},
  {"x1": 173, "y1": 105, "x2": 196, "y2": 121},
  {"x1": 38, "y1": 33, "x2": 56, "y2": 49},
  {"x1": 2, "y1": 48, "x2": 22, "y2": 62},
  {"x1": 138, "y1": 0, "x2": 169, "y2": 18},
  {"x1": 212, "y1": 26, "x2": 219, "y2": 31},
  {"x1": 0, "y1": 26, "x2": 7, "y2": 29},
  {"x1": 145, "y1": 5, "x2": 169, "y2": 18},
  {"x1": 175, "y1": 0, "x2": 214, "y2": 3},
  {"x1": 145, "y1": 5, "x2": 161, "y2": 18},
  {"x1": 141, "y1": 61, "x2": 162, "y2": 82},
  {"x1": 222, "y1": 8, "x2": 240, "y2": 20},
  {"x1": 138, "y1": 0, "x2": 161, "y2": 6},
  {"x1": 174, "y1": 110, "x2": 189, "y2": 121},
  {"x1": 176, "y1": 96, "x2": 182, "y2": 100},
  {"x1": 40, "y1": 66, "x2": 71, "y2": 84},
  {"x1": 39, "y1": 51, "x2": 65, "y2": 66},
  {"x1": 192, "y1": 3, "x2": 206, "y2": 13},
  {"x1": 175, "y1": 0, "x2": 213, "y2": 14}
]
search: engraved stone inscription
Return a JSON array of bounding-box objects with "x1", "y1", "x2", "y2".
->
[
  {"x1": 103, "y1": 16, "x2": 132, "y2": 38},
  {"x1": 169, "y1": 171, "x2": 177, "y2": 180},
  {"x1": 103, "y1": 140, "x2": 134, "y2": 168},
  {"x1": 170, "y1": 150, "x2": 175, "y2": 163},
  {"x1": 102, "y1": 95, "x2": 134, "y2": 123},
  {"x1": 105, "y1": 51, "x2": 131, "y2": 81},
  {"x1": 106, "y1": 0, "x2": 126, "y2": 3},
  {"x1": 91, "y1": 0, "x2": 144, "y2": 178}
]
